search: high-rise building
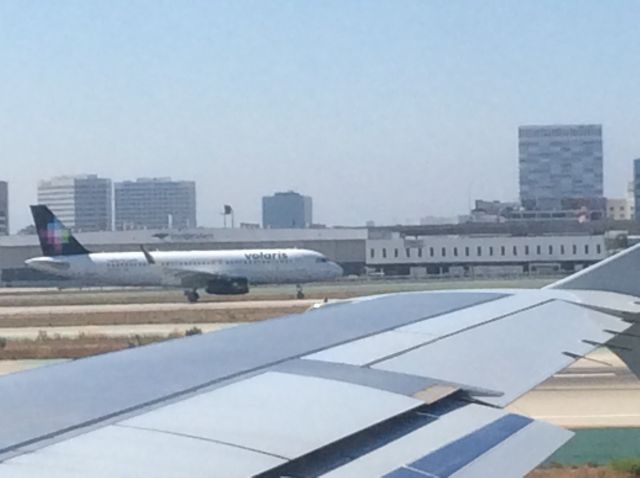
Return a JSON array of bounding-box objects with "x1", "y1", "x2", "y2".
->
[
  {"x1": 519, "y1": 124, "x2": 604, "y2": 210},
  {"x1": 634, "y1": 159, "x2": 640, "y2": 222},
  {"x1": 606, "y1": 198, "x2": 634, "y2": 221},
  {"x1": 37, "y1": 175, "x2": 112, "y2": 232},
  {"x1": 606, "y1": 181, "x2": 635, "y2": 221},
  {"x1": 114, "y1": 178, "x2": 196, "y2": 230},
  {"x1": 262, "y1": 191, "x2": 312, "y2": 228},
  {"x1": 0, "y1": 181, "x2": 8, "y2": 235}
]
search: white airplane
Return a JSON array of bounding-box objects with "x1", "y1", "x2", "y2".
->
[{"x1": 25, "y1": 205, "x2": 343, "y2": 302}]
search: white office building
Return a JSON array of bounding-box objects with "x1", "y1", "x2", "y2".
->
[
  {"x1": 37, "y1": 175, "x2": 112, "y2": 232},
  {"x1": 367, "y1": 233, "x2": 606, "y2": 276}
]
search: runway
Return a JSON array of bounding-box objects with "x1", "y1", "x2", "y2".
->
[
  {"x1": 0, "y1": 322, "x2": 239, "y2": 339},
  {"x1": 0, "y1": 359, "x2": 68, "y2": 376},
  {"x1": 0, "y1": 299, "x2": 317, "y2": 327},
  {"x1": 0, "y1": 299, "x2": 318, "y2": 317}
]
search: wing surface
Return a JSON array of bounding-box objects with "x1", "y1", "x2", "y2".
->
[{"x1": 1, "y1": 244, "x2": 640, "y2": 476}]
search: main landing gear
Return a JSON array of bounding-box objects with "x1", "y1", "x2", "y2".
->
[
  {"x1": 296, "y1": 284, "x2": 305, "y2": 300},
  {"x1": 185, "y1": 289, "x2": 200, "y2": 303}
]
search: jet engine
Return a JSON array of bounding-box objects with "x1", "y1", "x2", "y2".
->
[{"x1": 205, "y1": 278, "x2": 249, "y2": 295}]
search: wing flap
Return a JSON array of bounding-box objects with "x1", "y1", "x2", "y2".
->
[
  {"x1": 120, "y1": 371, "x2": 421, "y2": 460},
  {"x1": 315, "y1": 401, "x2": 571, "y2": 478},
  {"x1": 448, "y1": 420, "x2": 572, "y2": 478},
  {"x1": 0, "y1": 372, "x2": 424, "y2": 477}
]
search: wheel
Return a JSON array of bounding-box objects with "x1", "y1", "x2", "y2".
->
[{"x1": 185, "y1": 290, "x2": 200, "y2": 303}]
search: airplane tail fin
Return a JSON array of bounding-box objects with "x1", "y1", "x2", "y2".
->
[
  {"x1": 547, "y1": 242, "x2": 640, "y2": 298},
  {"x1": 30, "y1": 205, "x2": 90, "y2": 257}
]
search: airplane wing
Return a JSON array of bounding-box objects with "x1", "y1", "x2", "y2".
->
[
  {"x1": 163, "y1": 267, "x2": 236, "y2": 289},
  {"x1": 1, "y1": 245, "x2": 640, "y2": 476}
]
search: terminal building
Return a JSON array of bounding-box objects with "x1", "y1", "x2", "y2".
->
[{"x1": 366, "y1": 232, "x2": 606, "y2": 277}]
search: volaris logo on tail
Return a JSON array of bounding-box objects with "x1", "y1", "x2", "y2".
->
[{"x1": 39, "y1": 220, "x2": 72, "y2": 255}]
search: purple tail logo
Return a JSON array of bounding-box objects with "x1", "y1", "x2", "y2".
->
[{"x1": 39, "y1": 220, "x2": 71, "y2": 255}]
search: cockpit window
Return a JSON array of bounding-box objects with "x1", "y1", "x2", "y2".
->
[{"x1": 316, "y1": 257, "x2": 328, "y2": 263}]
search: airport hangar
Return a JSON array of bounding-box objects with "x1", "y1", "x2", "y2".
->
[{"x1": 0, "y1": 222, "x2": 621, "y2": 285}]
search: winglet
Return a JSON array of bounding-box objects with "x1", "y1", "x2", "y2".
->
[
  {"x1": 547, "y1": 242, "x2": 640, "y2": 298},
  {"x1": 140, "y1": 245, "x2": 156, "y2": 264},
  {"x1": 548, "y1": 243, "x2": 640, "y2": 379}
]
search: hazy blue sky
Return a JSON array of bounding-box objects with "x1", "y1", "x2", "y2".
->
[{"x1": 2, "y1": 1, "x2": 640, "y2": 230}]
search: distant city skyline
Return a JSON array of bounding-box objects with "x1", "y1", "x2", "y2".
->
[{"x1": 2, "y1": 1, "x2": 640, "y2": 230}]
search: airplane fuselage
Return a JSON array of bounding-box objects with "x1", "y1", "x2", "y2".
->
[{"x1": 26, "y1": 249, "x2": 343, "y2": 288}]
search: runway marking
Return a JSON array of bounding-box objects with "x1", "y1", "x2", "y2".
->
[{"x1": 553, "y1": 372, "x2": 617, "y2": 379}]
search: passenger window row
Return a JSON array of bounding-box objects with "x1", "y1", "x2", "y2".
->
[{"x1": 107, "y1": 258, "x2": 300, "y2": 267}]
